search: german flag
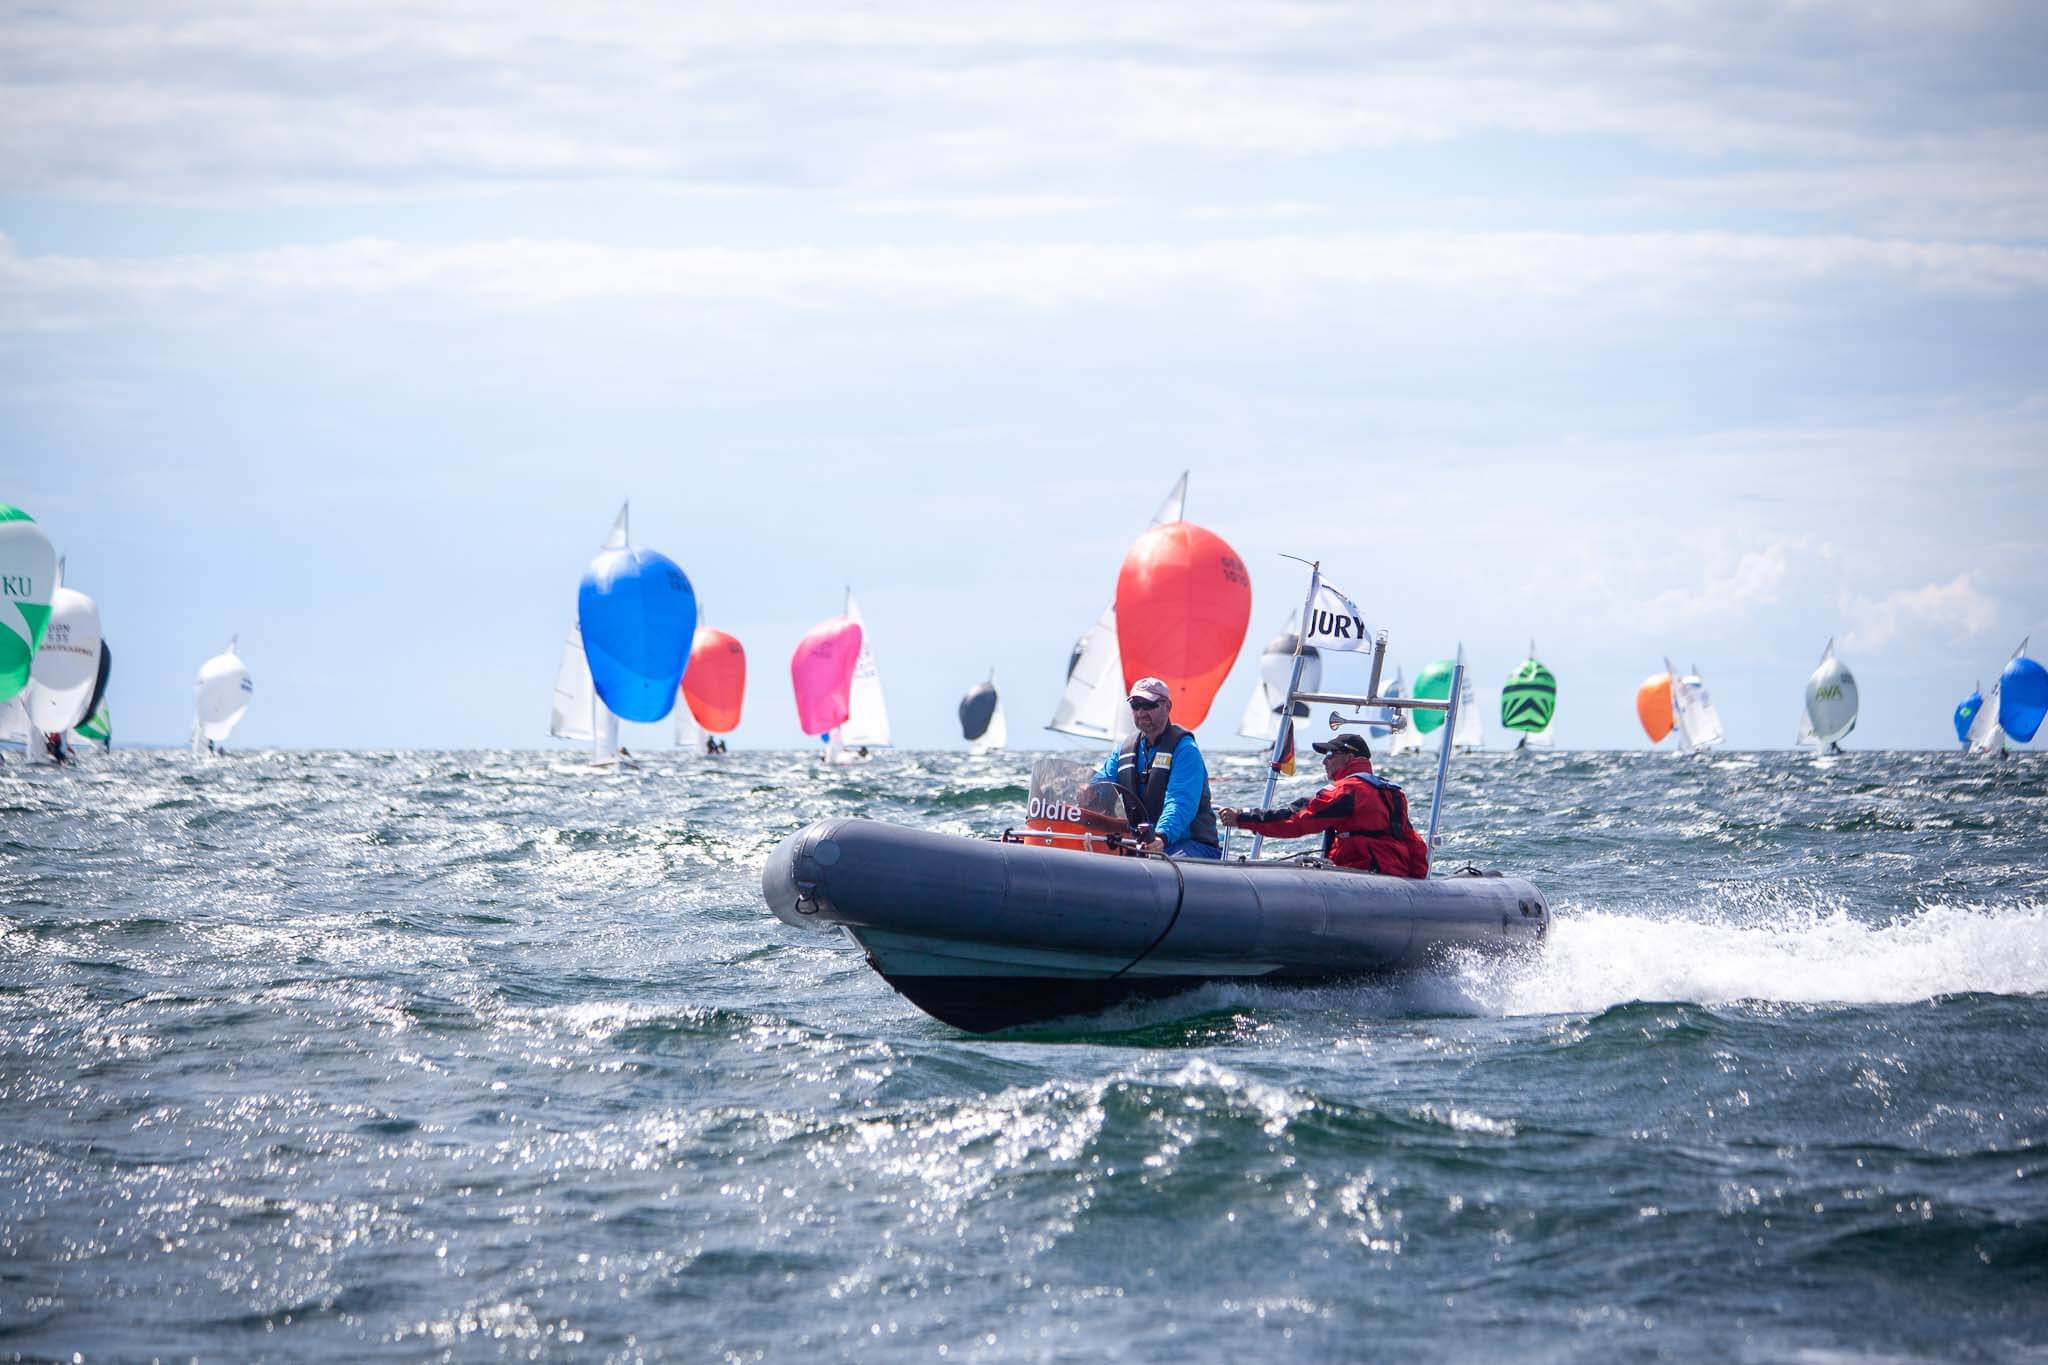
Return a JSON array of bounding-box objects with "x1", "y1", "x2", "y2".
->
[{"x1": 1271, "y1": 717, "x2": 1296, "y2": 776}]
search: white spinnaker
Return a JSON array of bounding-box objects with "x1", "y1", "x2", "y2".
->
[
  {"x1": 25, "y1": 570, "x2": 102, "y2": 733},
  {"x1": 1669, "y1": 658, "x2": 1725, "y2": 752},
  {"x1": 839, "y1": 590, "x2": 891, "y2": 748},
  {"x1": 1803, "y1": 639, "x2": 1858, "y2": 747},
  {"x1": 1451, "y1": 643, "x2": 1483, "y2": 751},
  {"x1": 194, "y1": 639, "x2": 253, "y2": 745},
  {"x1": 1047, "y1": 473, "x2": 1186, "y2": 742}
]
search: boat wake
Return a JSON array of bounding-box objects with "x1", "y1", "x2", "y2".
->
[{"x1": 1446, "y1": 899, "x2": 2048, "y2": 1018}]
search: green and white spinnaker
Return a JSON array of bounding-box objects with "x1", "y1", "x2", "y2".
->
[
  {"x1": 1, "y1": 505, "x2": 58, "y2": 705},
  {"x1": 1502, "y1": 643, "x2": 1557, "y2": 748}
]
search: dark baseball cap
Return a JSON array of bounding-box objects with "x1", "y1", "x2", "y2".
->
[{"x1": 1311, "y1": 733, "x2": 1372, "y2": 758}]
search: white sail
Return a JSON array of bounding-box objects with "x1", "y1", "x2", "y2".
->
[
  {"x1": 1049, "y1": 605, "x2": 1125, "y2": 741},
  {"x1": 1047, "y1": 473, "x2": 1186, "y2": 742},
  {"x1": 1668, "y1": 657, "x2": 1724, "y2": 753},
  {"x1": 1236, "y1": 612, "x2": 1321, "y2": 744},
  {"x1": 193, "y1": 638, "x2": 253, "y2": 749},
  {"x1": 551, "y1": 511, "x2": 630, "y2": 762},
  {"x1": 1, "y1": 695, "x2": 27, "y2": 746},
  {"x1": 1451, "y1": 643, "x2": 1483, "y2": 752},
  {"x1": 550, "y1": 624, "x2": 599, "y2": 742},
  {"x1": 977, "y1": 696, "x2": 1007, "y2": 754},
  {"x1": 1966, "y1": 638, "x2": 2027, "y2": 755},
  {"x1": 25, "y1": 564, "x2": 103, "y2": 735},
  {"x1": 1384, "y1": 667, "x2": 1424, "y2": 754},
  {"x1": 967, "y1": 670, "x2": 1009, "y2": 756},
  {"x1": 1802, "y1": 639, "x2": 1857, "y2": 749},
  {"x1": 839, "y1": 589, "x2": 890, "y2": 748},
  {"x1": 675, "y1": 687, "x2": 704, "y2": 751}
]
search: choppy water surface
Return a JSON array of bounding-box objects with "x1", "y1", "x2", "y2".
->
[{"x1": 3, "y1": 747, "x2": 2045, "y2": 1361}]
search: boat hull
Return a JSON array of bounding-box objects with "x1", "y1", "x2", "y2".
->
[{"x1": 762, "y1": 819, "x2": 1548, "y2": 1031}]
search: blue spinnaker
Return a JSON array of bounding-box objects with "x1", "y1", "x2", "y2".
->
[
  {"x1": 1998, "y1": 655, "x2": 2047, "y2": 743},
  {"x1": 1954, "y1": 690, "x2": 1981, "y2": 745},
  {"x1": 578, "y1": 547, "x2": 697, "y2": 723}
]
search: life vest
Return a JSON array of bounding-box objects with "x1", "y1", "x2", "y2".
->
[
  {"x1": 1324, "y1": 772, "x2": 1430, "y2": 878},
  {"x1": 1113, "y1": 725, "x2": 1220, "y2": 849}
]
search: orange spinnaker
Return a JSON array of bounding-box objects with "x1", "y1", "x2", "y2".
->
[
  {"x1": 1636, "y1": 672, "x2": 1674, "y2": 743},
  {"x1": 684, "y1": 627, "x2": 746, "y2": 734},
  {"x1": 1113, "y1": 521, "x2": 1252, "y2": 729}
]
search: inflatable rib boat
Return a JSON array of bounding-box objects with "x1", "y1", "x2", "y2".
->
[{"x1": 763, "y1": 817, "x2": 1548, "y2": 1032}]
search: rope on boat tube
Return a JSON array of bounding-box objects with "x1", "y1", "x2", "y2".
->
[{"x1": 1107, "y1": 853, "x2": 1188, "y2": 981}]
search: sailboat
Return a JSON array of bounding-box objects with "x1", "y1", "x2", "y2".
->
[
  {"x1": 1967, "y1": 637, "x2": 2044, "y2": 755},
  {"x1": 192, "y1": 638, "x2": 253, "y2": 754},
  {"x1": 1046, "y1": 473, "x2": 1186, "y2": 744},
  {"x1": 680, "y1": 627, "x2": 744, "y2": 755},
  {"x1": 1668, "y1": 657, "x2": 1725, "y2": 754},
  {"x1": 1414, "y1": 645, "x2": 1483, "y2": 753},
  {"x1": 24, "y1": 560, "x2": 102, "y2": 760},
  {"x1": 1235, "y1": 614, "x2": 1320, "y2": 746},
  {"x1": 1, "y1": 504, "x2": 57, "y2": 713},
  {"x1": 1500, "y1": 642, "x2": 1556, "y2": 751},
  {"x1": 1796, "y1": 639, "x2": 1857, "y2": 754},
  {"x1": 550, "y1": 507, "x2": 628, "y2": 765},
  {"x1": 68, "y1": 639, "x2": 112, "y2": 752},
  {"x1": 1954, "y1": 683, "x2": 1984, "y2": 750},
  {"x1": 1381, "y1": 666, "x2": 1423, "y2": 754},
  {"x1": 829, "y1": 589, "x2": 889, "y2": 763},
  {"x1": 960, "y1": 670, "x2": 1007, "y2": 755}
]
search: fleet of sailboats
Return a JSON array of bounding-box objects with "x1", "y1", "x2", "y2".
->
[{"x1": 7, "y1": 493, "x2": 2046, "y2": 758}]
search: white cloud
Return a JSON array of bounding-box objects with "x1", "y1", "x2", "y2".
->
[
  {"x1": 3, "y1": 232, "x2": 2044, "y2": 331},
  {"x1": 1642, "y1": 545, "x2": 1791, "y2": 625},
  {"x1": 1839, "y1": 574, "x2": 1999, "y2": 650}
]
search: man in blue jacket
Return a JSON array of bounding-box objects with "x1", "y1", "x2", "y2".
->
[{"x1": 1093, "y1": 677, "x2": 1221, "y2": 859}]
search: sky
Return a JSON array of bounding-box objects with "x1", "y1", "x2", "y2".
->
[{"x1": 4, "y1": 0, "x2": 2045, "y2": 751}]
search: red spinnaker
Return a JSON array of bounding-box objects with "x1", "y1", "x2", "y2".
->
[
  {"x1": 684, "y1": 628, "x2": 747, "y2": 734},
  {"x1": 1112, "y1": 522, "x2": 1252, "y2": 729}
]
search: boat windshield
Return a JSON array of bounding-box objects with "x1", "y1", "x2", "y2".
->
[{"x1": 1026, "y1": 758, "x2": 1132, "y2": 835}]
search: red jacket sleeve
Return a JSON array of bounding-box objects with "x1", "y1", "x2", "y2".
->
[{"x1": 1236, "y1": 780, "x2": 1382, "y2": 839}]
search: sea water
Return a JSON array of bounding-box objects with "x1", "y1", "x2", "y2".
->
[{"x1": 2, "y1": 748, "x2": 2044, "y2": 1360}]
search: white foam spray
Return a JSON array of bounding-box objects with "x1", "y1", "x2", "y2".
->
[{"x1": 1445, "y1": 901, "x2": 2048, "y2": 1018}]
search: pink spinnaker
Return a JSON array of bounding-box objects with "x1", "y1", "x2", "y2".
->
[{"x1": 791, "y1": 617, "x2": 863, "y2": 735}]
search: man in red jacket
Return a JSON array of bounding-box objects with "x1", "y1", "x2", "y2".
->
[{"x1": 1218, "y1": 733, "x2": 1430, "y2": 877}]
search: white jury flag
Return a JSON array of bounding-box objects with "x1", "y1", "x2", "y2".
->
[{"x1": 1303, "y1": 581, "x2": 1374, "y2": 654}]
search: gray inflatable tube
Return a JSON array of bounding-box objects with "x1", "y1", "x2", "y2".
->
[{"x1": 763, "y1": 819, "x2": 1547, "y2": 1032}]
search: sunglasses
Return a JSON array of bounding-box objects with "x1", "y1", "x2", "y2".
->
[{"x1": 1128, "y1": 698, "x2": 1162, "y2": 712}]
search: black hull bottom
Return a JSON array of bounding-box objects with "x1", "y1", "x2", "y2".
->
[{"x1": 882, "y1": 972, "x2": 1315, "y2": 1033}]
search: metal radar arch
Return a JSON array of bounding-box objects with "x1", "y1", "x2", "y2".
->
[{"x1": 1237, "y1": 557, "x2": 1463, "y2": 862}]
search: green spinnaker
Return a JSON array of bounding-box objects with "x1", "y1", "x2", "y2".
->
[
  {"x1": 1, "y1": 505, "x2": 57, "y2": 704},
  {"x1": 1412, "y1": 659, "x2": 1454, "y2": 734},
  {"x1": 1501, "y1": 658, "x2": 1558, "y2": 733}
]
